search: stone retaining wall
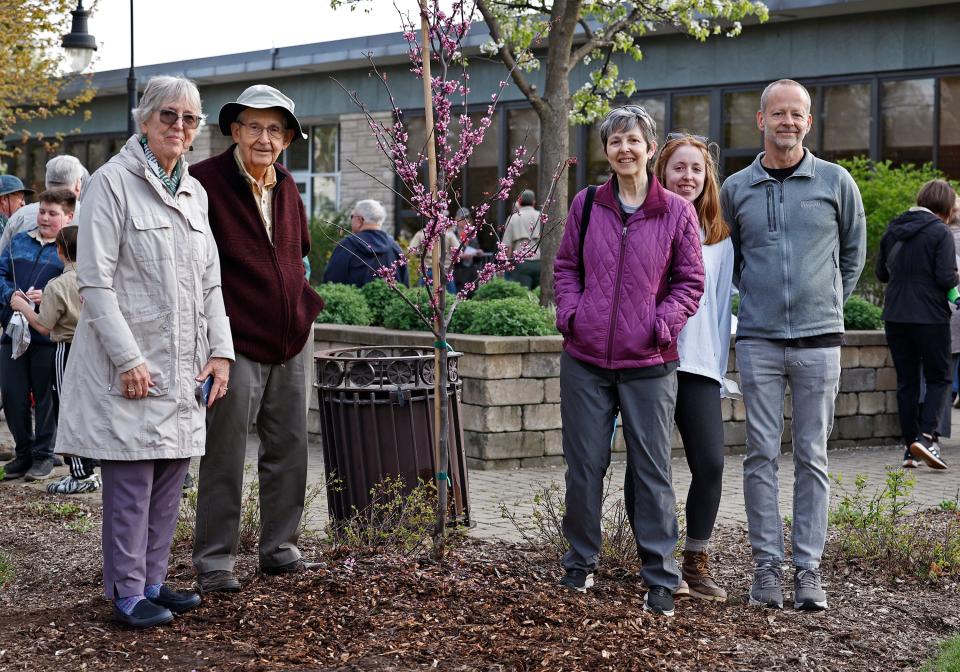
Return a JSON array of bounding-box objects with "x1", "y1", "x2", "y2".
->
[{"x1": 311, "y1": 326, "x2": 901, "y2": 470}]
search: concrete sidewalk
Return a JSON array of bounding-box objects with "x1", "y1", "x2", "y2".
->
[
  {"x1": 297, "y1": 408, "x2": 960, "y2": 541},
  {"x1": 4, "y1": 411, "x2": 960, "y2": 543}
]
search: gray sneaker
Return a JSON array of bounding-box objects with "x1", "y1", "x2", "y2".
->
[
  {"x1": 794, "y1": 567, "x2": 828, "y2": 611},
  {"x1": 749, "y1": 563, "x2": 784, "y2": 609}
]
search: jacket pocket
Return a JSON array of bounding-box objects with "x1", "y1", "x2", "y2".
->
[
  {"x1": 107, "y1": 310, "x2": 173, "y2": 396},
  {"x1": 130, "y1": 215, "x2": 173, "y2": 262}
]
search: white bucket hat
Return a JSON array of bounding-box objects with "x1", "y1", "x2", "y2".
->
[{"x1": 218, "y1": 84, "x2": 307, "y2": 141}]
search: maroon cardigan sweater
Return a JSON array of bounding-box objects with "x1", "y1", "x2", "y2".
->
[{"x1": 191, "y1": 146, "x2": 323, "y2": 364}]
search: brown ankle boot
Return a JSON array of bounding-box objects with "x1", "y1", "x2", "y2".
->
[{"x1": 682, "y1": 550, "x2": 727, "y2": 602}]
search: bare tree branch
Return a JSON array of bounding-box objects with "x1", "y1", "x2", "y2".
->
[{"x1": 476, "y1": 0, "x2": 545, "y2": 114}]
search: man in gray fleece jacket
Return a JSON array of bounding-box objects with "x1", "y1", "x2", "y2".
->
[{"x1": 720, "y1": 79, "x2": 866, "y2": 612}]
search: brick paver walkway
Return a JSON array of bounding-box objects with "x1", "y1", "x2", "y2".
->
[{"x1": 5, "y1": 411, "x2": 960, "y2": 543}]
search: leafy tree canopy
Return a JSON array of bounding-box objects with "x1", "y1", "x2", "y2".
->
[{"x1": 0, "y1": 0, "x2": 95, "y2": 159}]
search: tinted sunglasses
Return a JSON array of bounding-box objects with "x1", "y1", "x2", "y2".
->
[
  {"x1": 665, "y1": 132, "x2": 709, "y2": 143},
  {"x1": 158, "y1": 108, "x2": 203, "y2": 129}
]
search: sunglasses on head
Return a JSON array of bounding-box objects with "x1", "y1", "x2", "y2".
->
[
  {"x1": 665, "y1": 132, "x2": 709, "y2": 144},
  {"x1": 158, "y1": 108, "x2": 203, "y2": 129}
]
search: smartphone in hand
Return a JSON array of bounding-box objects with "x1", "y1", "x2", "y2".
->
[{"x1": 198, "y1": 375, "x2": 214, "y2": 407}]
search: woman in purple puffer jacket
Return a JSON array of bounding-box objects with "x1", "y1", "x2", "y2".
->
[{"x1": 553, "y1": 105, "x2": 704, "y2": 618}]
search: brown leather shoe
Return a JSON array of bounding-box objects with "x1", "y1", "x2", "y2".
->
[
  {"x1": 197, "y1": 570, "x2": 241, "y2": 594},
  {"x1": 259, "y1": 559, "x2": 325, "y2": 576},
  {"x1": 681, "y1": 550, "x2": 727, "y2": 602}
]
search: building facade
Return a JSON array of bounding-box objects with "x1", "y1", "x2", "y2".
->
[{"x1": 5, "y1": 0, "x2": 960, "y2": 240}]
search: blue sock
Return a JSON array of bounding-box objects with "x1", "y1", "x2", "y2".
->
[
  {"x1": 144, "y1": 583, "x2": 162, "y2": 599},
  {"x1": 115, "y1": 594, "x2": 144, "y2": 615}
]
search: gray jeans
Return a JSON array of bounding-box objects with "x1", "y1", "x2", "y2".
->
[
  {"x1": 736, "y1": 339, "x2": 841, "y2": 570},
  {"x1": 560, "y1": 352, "x2": 681, "y2": 589}
]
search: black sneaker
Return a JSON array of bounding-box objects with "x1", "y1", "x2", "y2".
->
[
  {"x1": 910, "y1": 434, "x2": 948, "y2": 470},
  {"x1": 558, "y1": 569, "x2": 594, "y2": 593},
  {"x1": 3, "y1": 457, "x2": 31, "y2": 480},
  {"x1": 902, "y1": 448, "x2": 920, "y2": 469},
  {"x1": 643, "y1": 586, "x2": 675, "y2": 617},
  {"x1": 24, "y1": 458, "x2": 55, "y2": 482}
]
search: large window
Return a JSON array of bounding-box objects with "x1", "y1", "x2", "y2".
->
[
  {"x1": 671, "y1": 94, "x2": 710, "y2": 138},
  {"x1": 508, "y1": 107, "x2": 540, "y2": 199},
  {"x1": 284, "y1": 123, "x2": 340, "y2": 219},
  {"x1": 723, "y1": 90, "x2": 760, "y2": 149},
  {"x1": 882, "y1": 79, "x2": 935, "y2": 167},
  {"x1": 941, "y1": 77, "x2": 960, "y2": 180},
  {"x1": 821, "y1": 84, "x2": 871, "y2": 163}
]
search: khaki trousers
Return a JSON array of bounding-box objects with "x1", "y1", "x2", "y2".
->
[{"x1": 192, "y1": 342, "x2": 310, "y2": 573}]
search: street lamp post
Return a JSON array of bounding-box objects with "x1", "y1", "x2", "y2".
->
[
  {"x1": 126, "y1": 0, "x2": 136, "y2": 136},
  {"x1": 60, "y1": 0, "x2": 97, "y2": 73}
]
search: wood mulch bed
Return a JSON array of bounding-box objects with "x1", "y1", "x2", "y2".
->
[{"x1": 0, "y1": 485, "x2": 957, "y2": 671}]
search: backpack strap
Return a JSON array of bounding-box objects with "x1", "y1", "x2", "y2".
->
[{"x1": 578, "y1": 186, "x2": 597, "y2": 291}]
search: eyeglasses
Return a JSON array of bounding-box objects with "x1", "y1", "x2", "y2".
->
[
  {"x1": 666, "y1": 132, "x2": 710, "y2": 144},
  {"x1": 236, "y1": 121, "x2": 286, "y2": 141},
  {"x1": 158, "y1": 108, "x2": 203, "y2": 129}
]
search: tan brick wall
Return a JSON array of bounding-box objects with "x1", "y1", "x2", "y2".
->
[
  {"x1": 338, "y1": 112, "x2": 396, "y2": 234},
  {"x1": 310, "y1": 326, "x2": 904, "y2": 470}
]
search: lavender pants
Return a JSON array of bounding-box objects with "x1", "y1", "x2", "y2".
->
[{"x1": 101, "y1": 458, "x2": 190, "y2": 600}]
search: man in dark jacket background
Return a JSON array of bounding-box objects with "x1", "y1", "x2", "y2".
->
[
  {"x1": 322, "y1": 199, "x2": 407, "y2": 287},
  {"x1": 189, "y1": 84, "x2": 324, "y2": 593}
]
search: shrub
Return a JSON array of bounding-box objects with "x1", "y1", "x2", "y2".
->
[
  {"x1": 839, "y1": 158, "x2": 958, "y2": 289},
  {"x1": 844, "y1": 294, "x2": 883, "y2": 330},
  {"x1": 461, "y1": 297, "x2": 557, "y2": 337},
  {"x1": 828, "y1": 470, "x2": 960, "y2": 581},
  {"x1": 315, "y1": 283, "x2": 373, "y2": 326},
  {"x1": 381, "y1": 286, "x2": 447, "y2": 331},
  {"x1": 326, "y1": 476, "x2": 438, "y2": 557},
  {"x1": 360, "y1": 280, "x2": 396, "y2": 326},
  {"x1": 472, "y1": 277, "x2": 530, "y2": 302},
  {"x1": 447, "y1": 299, "x2": 486, "y2": 334},
  {"x1": 731, "y1": 293, "x2": 740, "y2": 316}
]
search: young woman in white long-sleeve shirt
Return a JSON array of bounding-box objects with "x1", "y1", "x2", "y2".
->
[{"x1": 637, "y1": 133, "x2": 735, "y2": 601}]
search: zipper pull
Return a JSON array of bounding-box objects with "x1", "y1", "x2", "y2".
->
[{"x1": 622, "y1": 225, "x2": 628, "y2": 239}]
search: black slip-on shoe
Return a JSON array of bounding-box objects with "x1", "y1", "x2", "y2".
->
[
  {"x1": 3, "y1": 457, "x2": 31, "y2": 480},
  {"x1": 558, "y1": 569, "x2": 594, "y2": 593},
  {"x1": 112, "y1": 599, "x2": 174, "y2": 629},
  {"x1": 148, "y1": 585, "x2": 202, "y2": 614}
]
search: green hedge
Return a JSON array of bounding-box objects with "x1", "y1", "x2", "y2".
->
[
  {"x1": 843, "y1": 295, "x2": 883, "y2": 330},
  {"x1": 472, "y1": 278, "x2": 530, "y2": 302},
  {"x1": 315, "y1": 283, "x2": 373, "y2": 326},
  {"x1": 317, "y1": 281, "x2": 558, "y2": 336}
]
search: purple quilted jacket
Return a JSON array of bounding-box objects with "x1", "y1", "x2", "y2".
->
[{"x1": 554, "y1": 175, "x2": 705, "y2": 370}]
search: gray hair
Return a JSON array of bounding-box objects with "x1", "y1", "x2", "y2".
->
[
  {"x1": 45, "y1": 155, "x2": 87, "y2": 189},
  {"x1": 519, "y1": 189, "x2": 535, "y2": 207},
  {"x1": 760, "y1": 79, "x2": 811, "y2": 113},
  {"x1": 354, "y1": 199, "x2": 386, "y2": 226},
  {"x1": 599, "y1": 105, "x2": 658, "y2": 150},
  {"x1": 131, "y1": 76, "x2": 204, "y2": 127},
  {"x1": 454, "y1": 207, "x2": 472, "y2": 221}
]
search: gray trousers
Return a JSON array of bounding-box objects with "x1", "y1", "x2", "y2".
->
[
  {"x1": 193, "y1": 342, "x2": 310, "y2": 573},
  {"x1": 736, "y1": 339, "x2": 840, "y2": 570},
  {"x1": 560, "y1": 352, "x2": 681, "y2": 589},
  {"x1": 101, "y1": 458, "x2": 190, "y2": 600}
]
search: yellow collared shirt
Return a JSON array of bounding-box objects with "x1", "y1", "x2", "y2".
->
[{"x1": 233, "y1": 146, "x2": 278, "y2": 242}]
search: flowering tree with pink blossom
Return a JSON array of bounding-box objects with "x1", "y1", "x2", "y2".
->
[{"x1": 330, "y1": 0, "x2": 569, "y2": 554}]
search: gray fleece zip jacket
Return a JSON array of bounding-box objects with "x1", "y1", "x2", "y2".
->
[{"x1": 720, "y1": 149, "x2": 867, "y2": 339}]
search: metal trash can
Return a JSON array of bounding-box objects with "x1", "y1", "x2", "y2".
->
[{"x1": 315, "y1": 346, "x2": 470, "y2": 527}]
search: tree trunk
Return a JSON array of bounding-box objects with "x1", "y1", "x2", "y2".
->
[
  {"x1": 536, "y1": 0, "x2": 579, "y2": 306},
  {"x1": 537, "y1": 96, "x2": 570, "y2": 306}
]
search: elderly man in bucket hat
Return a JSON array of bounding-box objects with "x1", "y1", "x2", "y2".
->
[
  {"x1": 189, "y1": 84, "x2": 324, "y2": 593},
  {"x1": 0, "y1": 175, "x2": 34, "y2": 235}
]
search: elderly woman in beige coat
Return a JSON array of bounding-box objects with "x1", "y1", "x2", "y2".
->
[{"x1": 56, "y1": 76, "x2": 234, "y2": 629}]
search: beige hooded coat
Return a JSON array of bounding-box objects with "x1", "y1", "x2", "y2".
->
[{"x1": 55, "y1": 136, "x2": 234, "y2": 461}]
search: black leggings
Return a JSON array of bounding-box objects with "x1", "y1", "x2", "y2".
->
[
  {"x1": 624, "y1": 372, "x2": 724, "y2": 542},
  {"x1": 885, "y1": 321, "x2": 951, "y2": 443},
  {"x1": 675, "y1": 372, "x2": 725, "y2": 542}
]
